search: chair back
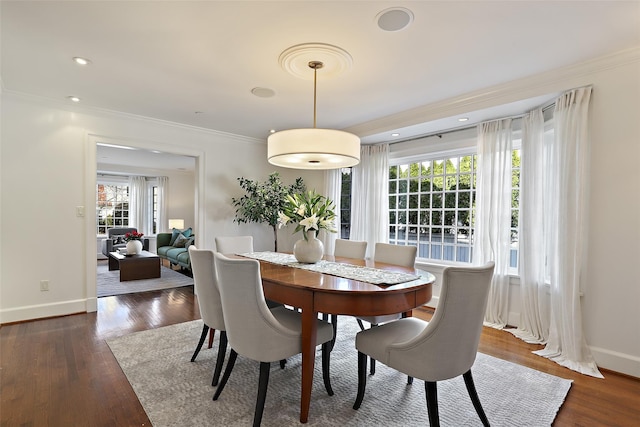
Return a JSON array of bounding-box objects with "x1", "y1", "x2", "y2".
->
[
  {"x1": 334, "y1": 239, "x2": 368, "y2": 259},
  {"x1": 396, "y1": 262, "x2": 495, "y2": 381},
  {"x1": 373, "y1": 243, "x2": 417, "y2": 268},
  {"x1": 107, "y1": 227, "x2": 137, "y2": 238},
  {"x1": 213, "y1": 253, "x2": 300, "y2": 362},
  {"x1": 188, "y1": 246, "x2": 225, "y2": 331},
  {"x1": 215, "y1": 235, "x2": 253, "y2": 254}
]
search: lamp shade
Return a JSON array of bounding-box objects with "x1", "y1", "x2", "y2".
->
[
  {"x1": 267, "y1": 128, "x2": 360, "y2": 170},
  {"x1": 168, "y1": 219, "x2": 185, "y2": 230}
]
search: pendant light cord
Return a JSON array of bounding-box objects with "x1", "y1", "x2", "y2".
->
[{"x1": 308, "y1": 61, "x2": 323, "y2": 129}]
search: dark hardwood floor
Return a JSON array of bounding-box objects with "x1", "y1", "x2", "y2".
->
[{"x1": 1, "y1": 287, "x2": 638, "y2": 426}]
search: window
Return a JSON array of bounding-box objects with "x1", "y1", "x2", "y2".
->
[
  {"x1": 96, "y1": 183, "x2": 130, "y2": 235},
  {"x1": 151, "y1": 185, "x2": 159, "y2": 234},
  {"x1": 389, "y1": 148, "x2": 521, "y2": 268},
  {"x1": 340, "y1": 168, "x2": 352, "y2": 239},
  {"x1": 389, "y1": 155, "x2": 478, "y2": 263}
]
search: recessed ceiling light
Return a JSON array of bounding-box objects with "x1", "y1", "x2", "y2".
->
[
  {"x1": 376, "y1": 7, "x2": 414, "y2": 32},
  {"x1": 251, "y1": 87, "x2": 276, "y2": 98},
  {"x1": 67, "y1": 96, "x2": 81, "y2": 102},
  {"x1": 73, "y1": 56, "x2": 91, "y2": 66},
  {"x1": 458, "y1": 117, "x2": 469, "y2": 122},
  {"x1": 269, "y1": 129, "x2": 276, "y2": 134},
  {"x1": 391, "y1": 133, "x2": 400, "y2": 137}
]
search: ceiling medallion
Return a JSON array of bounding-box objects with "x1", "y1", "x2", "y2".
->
[{"x1": 278, "y1": 43, "x2": 353, "y2": 80}]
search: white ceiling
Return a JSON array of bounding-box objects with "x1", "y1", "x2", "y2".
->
[{"x1": 2, "y1": 1, "x2": 639, "y2": 168}]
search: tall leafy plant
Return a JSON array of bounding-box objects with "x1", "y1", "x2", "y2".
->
[{"x1": 232, "y1": 172, "x2": 305, "y2": 251}]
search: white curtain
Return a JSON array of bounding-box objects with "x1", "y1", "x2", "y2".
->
[
  {"x1": 156, "y1": 176, "x2": 168, "y2": 233},
  {"x1": 322, "y1": 169, "x2": 341, "y2": 255},
  {"x1": 473, "y1": 119, "x2": 513, "y2": 328},
  {"x1": 532, "y1": 87, "x2": 602, "y2": 378},
  {"x1": 350, "y1": 144, "x2": 389, "y2": 259},
  {"x1": 510, "y1": 108, "x2": 550, "y2": 344},
  {"x1": 128, "y1": 176, "x2": 148, "y2": 234}
]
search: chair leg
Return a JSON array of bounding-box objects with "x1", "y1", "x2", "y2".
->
[
  {"x1": 279, "y1": 359, "x2": 286, "y2": 369},
  {"x1": 213, "y1": 349, "x2": 237, "y2": 401},
  {"x1": 211, "y1": 331, "x2": 227, "y2": 386},
  {"x1": 191, "y1": 324, "x2": 210, "y2": 362},
  {"x1": 369, "y1": 324, "x2": 379, "y2": 375},
  {"x1": 463, "y1": 370, "x2": 490, "y2": 427},
  {"x1": 425, "y1": 381, "x2": 440, "y2": 427},
  {"x1": 356, "y1": 318, "x2": 366, "y2": 331},
  {"x1": 321, "y1": 342, "x2": 334, "y2": 396},
  {"x1": 353, "y1": 351, "x2": 368, "y2": 410},
  {"x1": 408, "y1": 376, "x2": 414, "y2": 385},
  {"x1": 329, "y1": 314, "x2": 338, "y2": 352},
  {"x1": 208, "y1": 328, "x2": 215, "y2": 349},
  {"x1": 254, "y1": 362, "x2": 271, "y2": 427}
]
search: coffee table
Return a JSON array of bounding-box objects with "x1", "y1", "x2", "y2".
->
[{"x1": 108, "y1": 251, "x2": 161, "y2": 281}]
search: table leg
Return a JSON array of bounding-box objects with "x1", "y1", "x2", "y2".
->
[{"x1": 299, "y1": 305, "x2": 318, "y2": 423}]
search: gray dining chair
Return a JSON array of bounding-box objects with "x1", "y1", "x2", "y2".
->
[
  {"x1": 357, "y1": 242, "x2": 417, "y2": 374},
  {"x1": 353, "y1": 262, "x2": 495, "y2": 427},
  {"x1": 215, "y1": 235, "x2": 282, "y2": 310},
  {"x1": 188, "y1": 246, "x2": 227, "y2": 387},
  {"x1": 327, "y1": 239, "x2": 369, "y2": 348},
  {"x1": 215, "y1": 235, "x2": 254, "y2": 255},
  {"x1": 212, "y1": 252, "x2": 335, "y2": 427},
  {"x1": 334, "y1": 238, "x2": 368, "y2": 260}
]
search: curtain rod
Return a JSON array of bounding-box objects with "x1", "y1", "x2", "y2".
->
[{"x1": 387, "y1": 101, "x2": 556, "y2": 146}]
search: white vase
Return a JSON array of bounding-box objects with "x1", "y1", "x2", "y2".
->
[
  {"x1": 293, "y1": 230, "x2": 324, "y2": 263},
  {"x1": 126, "y1": 239, "x2": 143, "y2": 255}
]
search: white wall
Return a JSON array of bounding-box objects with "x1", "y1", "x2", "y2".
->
[
  {"x1": 0, "y1": 93, "x2": 321, "y2": 324},
  {"x1": 1, "y1": 48, "x2": 638, "y2": 377}
]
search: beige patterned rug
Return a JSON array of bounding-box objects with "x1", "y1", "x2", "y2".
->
[
  {"x1": 107, "y1": 318, "x2": 572, "y2": 426},
  {"x1": 97, "y1": 260, "x2": 193, "y2": 297}
]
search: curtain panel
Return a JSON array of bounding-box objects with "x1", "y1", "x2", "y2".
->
[
  {"x1": 322, "y1": 169, "x2": 341, "y2": 255},
  {"x1": 128, "y1": 176, "x2": 148, "y2": 235},
  {"x1": 531, "y1": 86, "x2": 602, "y2": 378},
  {"x1": 473, "y1": 119, "x2": 513, "y2": 328},
  {"x1": 350, "y1": 144, "x2": 389, "y2": 259},
  {"x1": 510, "y1": 108, "x2": 551, "y2": 344}
]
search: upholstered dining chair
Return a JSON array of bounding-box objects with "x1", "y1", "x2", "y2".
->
[
  {"x1": 215, "y1": 235, "x2": 282, "y2": 310},
  {"x1": 334, "y1": 238, "x2": 368, "y2": 260},
  {"x1": 357, "y1": 242, "x2": 418, "y2": 374},
  {"x1": 214, "y1": 235, "x2": 254, "y2": 255},
  {"x1": 188, "y1": 246, "x2": 227, "y2": 387},
  {"x1": 327, "y1": 239, "x2": 368, "y2": 348},
  {"x1": 212, "y1": 253, "x2": 335, "y2": 427},
  {"x1": 353, "y1": 262, "x2": 495, "y2": 427}
]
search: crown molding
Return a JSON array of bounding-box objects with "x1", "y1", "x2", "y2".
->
[{"x1": 346, "y1": 46, "x2": 640, "y2": 138}]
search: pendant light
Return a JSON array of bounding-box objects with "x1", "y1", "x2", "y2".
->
[{"x1": 267, "y1": 61, "x2": 360, "y2": 170}]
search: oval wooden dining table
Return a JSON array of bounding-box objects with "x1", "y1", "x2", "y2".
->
[{"x1": 236, "y1": 254, "x2": 436, "y2": 424}]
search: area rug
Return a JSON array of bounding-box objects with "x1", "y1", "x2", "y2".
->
[
  {"x1": 97, "y1": 261, "x2": 193, "y2": 297},
  {"x1": 107, "y1": 318, "x2": 572, "y2": 426}
]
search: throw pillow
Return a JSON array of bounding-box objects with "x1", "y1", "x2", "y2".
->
[
  {"x1": 113, "y1": 235, "x2": 124, "y2": 244},
  {"x1": 173, "y1": 233, "x2": 189, "y2": 248},
  {"x1": 169, "y1": 227, "x2": 193, "y2": 245}
]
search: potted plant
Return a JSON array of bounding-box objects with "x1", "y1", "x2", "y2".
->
[
  {"x1": 123, "y1": 230, "x2": 144, "y2": 255},
  {"x1": 232, "y1": 172, "x2": 305, "y2": 252},
  {"x1": 278, "y1": 190, "x2": 337, "y2": 263}
]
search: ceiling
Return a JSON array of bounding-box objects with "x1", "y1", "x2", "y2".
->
[{"x1": 2, "y1": 1, "x2": 639, "y2": 167}]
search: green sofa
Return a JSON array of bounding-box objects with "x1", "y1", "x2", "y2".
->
[{"x1": 156, "y1": 229, "x2": 195, "y2": 271}]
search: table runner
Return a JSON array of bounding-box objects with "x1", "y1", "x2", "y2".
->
[{"x1": 240, "y1": 251, "x2": 420, "y2": 285}]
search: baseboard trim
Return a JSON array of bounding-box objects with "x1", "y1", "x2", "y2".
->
[
  {"x1": 0, "y1": 299, "x2": 89, "y2": 325},
  {"x1": 590, "y1": 346, "x2": 640, "y2": 379}
]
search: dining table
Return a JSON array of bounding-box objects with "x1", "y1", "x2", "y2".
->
[{"x1": 236, "y1": 252, "x2": 436, "y2": 424}]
